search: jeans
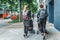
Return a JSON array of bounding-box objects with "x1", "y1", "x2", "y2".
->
[{"x1": 38, "y1": 18, "x2": 47, "y2": 33}]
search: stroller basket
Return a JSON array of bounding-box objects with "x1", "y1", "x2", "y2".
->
[{"x1": 24, "y1": 20, "x2": 30, "y2": 27}]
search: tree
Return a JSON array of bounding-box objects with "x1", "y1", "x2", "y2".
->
[
  {"x1": 0, "y1": 0, "x2": 18, "y2": 12},
  {"x1": 20, "y1": 0, "x2": 38, "y2": 13}
]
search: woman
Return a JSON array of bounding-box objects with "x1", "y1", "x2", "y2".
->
[
  {"x1": 22, "y1": 5, "x2": 34, "y2": 37},
  {"x1": 37, "y1": 3, "x2": 48, "y2": 40}
]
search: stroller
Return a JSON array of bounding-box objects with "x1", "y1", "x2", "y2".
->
[{"x1": 24, "y1": 19, "x2": 35, "y2": 37}]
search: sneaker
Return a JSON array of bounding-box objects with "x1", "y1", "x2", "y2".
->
[
  {"x1": 43, "y1": 36, "x2": 46, "y2": 40},
  {"x1": 24, "y1": 34, "x2": 29, "y2": 38}
]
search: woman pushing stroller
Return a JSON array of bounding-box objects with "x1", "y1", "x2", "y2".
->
[{"x1": 22, "y1": 5, "x2": 35, "y2": 38}]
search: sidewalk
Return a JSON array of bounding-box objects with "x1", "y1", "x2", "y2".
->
[
  {"x1": 0, "y1": 18, "x2": 60, "y2": 40},
  {"x1": 0, "y1": 19, "x2": 12, "y2": 24},
  {"x1": 0, "y1": 22, "x2": 60, "y2": 40}
]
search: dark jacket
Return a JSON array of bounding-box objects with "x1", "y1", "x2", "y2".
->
[
  {"x1": 27, "y1": 10, "x2": 31, "y2": 19},
  {"x1": 37, "y1": 9, "x2": 48, "y2": 23}
]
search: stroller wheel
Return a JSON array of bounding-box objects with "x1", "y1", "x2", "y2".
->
[
  {"x1": 24, "y1": 34, "x2": 26, "y2": 37},
  {"x1": 30, "y1": 30, "x2": 35, "y2": 34},
  {"x1": 32, "y1": 30, "x2": 35, "y2": 34},
  {"x1": 37, "y1": 31, "x2": 39, "y2": 34},
  {"x1": 24, "y1": 34, "x2": 29, "y2": 38}
]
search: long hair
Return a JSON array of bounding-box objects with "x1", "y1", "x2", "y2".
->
[{"x1": 23, "y1": 5, "x2": 28, "y2": 11}]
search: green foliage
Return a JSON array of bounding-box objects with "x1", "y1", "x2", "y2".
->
[
  {"x1": 20, "y1": 0, "x2": 38, "y2": 13},
  {"x1": 0, "y1": 0, "x2": 18, "y2": 12}
]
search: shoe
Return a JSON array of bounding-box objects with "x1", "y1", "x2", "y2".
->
[
  {"x1": 43, "y1": 36, "x2": 46, "y2": 40},
  {"x1": 24, "y1": 34, "x2": 29, "y2": 38}
]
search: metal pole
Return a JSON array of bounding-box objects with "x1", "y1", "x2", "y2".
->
[{"x1": 18, "y1": 0, "x2": 20, "y2": 22}]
